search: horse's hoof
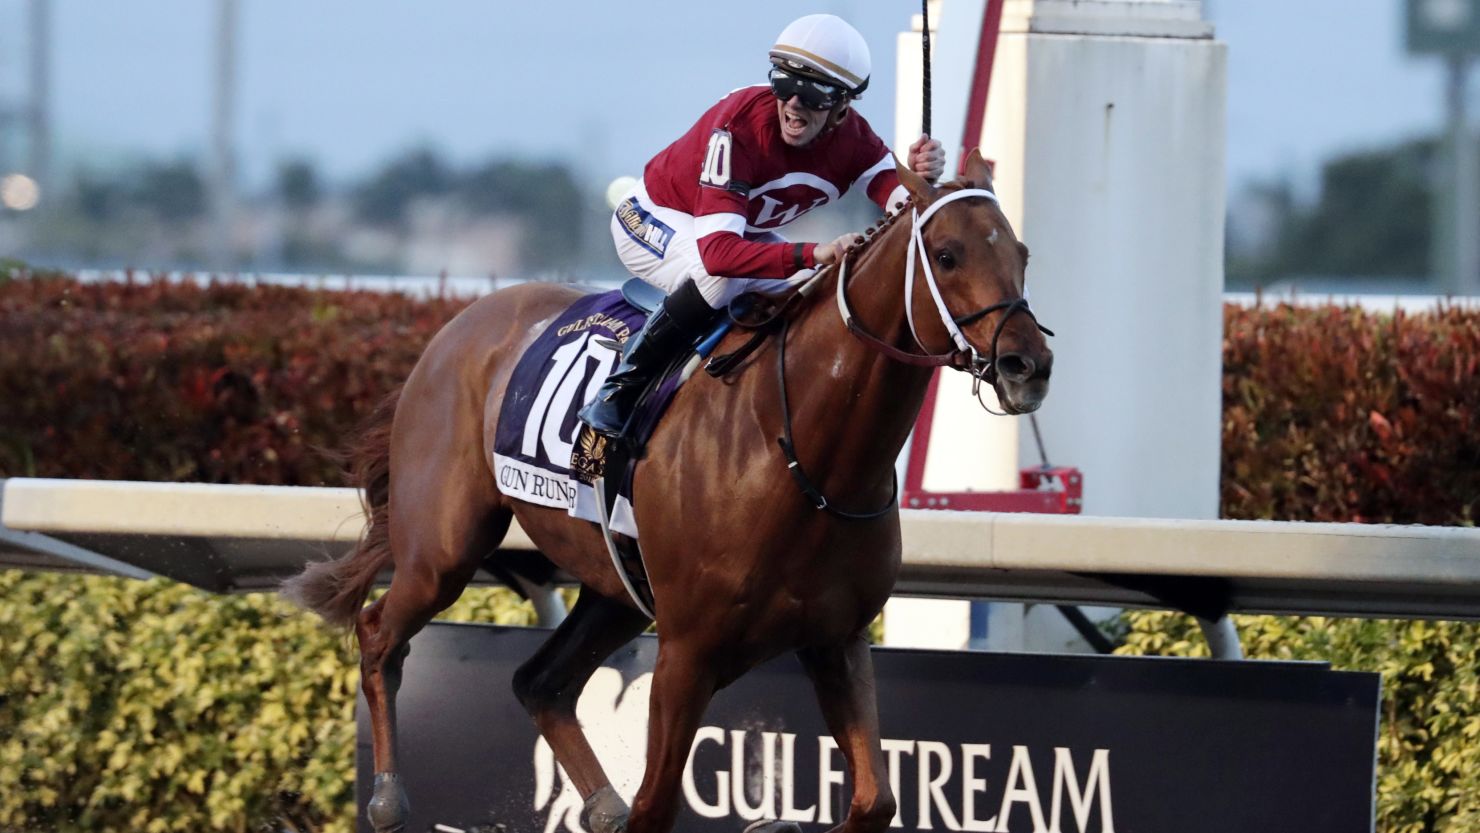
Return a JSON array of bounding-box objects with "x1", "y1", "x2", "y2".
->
[
  {"x1": 367, "y1": 771, "x2": 410, "y2": 833},
  {"x1": 742, "y1": 821, "x2": 803, "y2": 833},
  {"x1": 581, "y1": 785, "x2": 630, "y2": 833}
]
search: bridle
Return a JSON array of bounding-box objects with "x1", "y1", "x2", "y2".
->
[
  {"x1": 773, "y1": 186, "x2": 1055, "y2": 519},
  {"x1": 834, "y1": 188, "x2": 1053, "y2": 397}
]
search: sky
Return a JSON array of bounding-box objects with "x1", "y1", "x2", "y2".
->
[
  {"x1": 1209, "y1": 0, "x2": 1444, "y2": 195},
  {"x1": 0, "y1": 0, "x2": 1460, "y2": 196}
]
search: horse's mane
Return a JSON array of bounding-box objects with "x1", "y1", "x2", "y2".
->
[
  {"x1": 853, "y1": 195, "x2": 917, "y2": 260},
  {"x1": 711, "y1": 181, "x2": 977, "y2": 374},
  {"x1": 787, "y1": 193, "x2": 916, "y2": 313},
  {"x1": 811, "y1": 177, "x2": 994, "y2": 304}
]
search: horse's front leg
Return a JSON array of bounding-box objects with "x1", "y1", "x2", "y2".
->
[
  {"x1": 513, "y1": 588, "x2": 652, "y2": 833},
  {"x1": 626, "y1": 641, "x2": 719, "y2": 833},
  {"x1": 798, "y1": 632, "x2": 897, "y2": 833}
]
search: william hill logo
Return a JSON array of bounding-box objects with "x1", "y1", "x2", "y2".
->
[{"x1": 532, "y1": 670, "x2": 1116, "y2": 833}]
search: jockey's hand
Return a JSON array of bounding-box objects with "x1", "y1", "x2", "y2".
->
[
  {"x1": 909, "y1": 134, "x2": 946, "y2": 183},
  {"x1": 815, "y1": 231, "x2": 865, "y2": 266}
]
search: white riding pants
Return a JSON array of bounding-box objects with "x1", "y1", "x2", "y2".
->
[{"x1": 610, "y1": 181, "x2": 811, "y2": 309}]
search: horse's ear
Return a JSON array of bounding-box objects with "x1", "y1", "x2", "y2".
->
[
  {"x1": 895, "y1": 156, "x2": 937, "y2": 205},
  {"x1": 961, "y1": 147, "x2": 995, "y2": 192}
]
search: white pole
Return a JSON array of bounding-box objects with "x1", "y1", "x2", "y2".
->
[
  {"x1": 1445, "y1": 55, "x2": 1480, "y2": 295},
  {"x1": 983, "y1": 0, "x2": 1226, "y2": 521},
  {"x1": 888, "y1": 0, "x2": 1227, "y2": 653},
  {"x1": 210, "y1": 0, "x2": 238, "y2": 271},
  {"x1": 27, "y1": 0, "x2": 50, "y2": 192}
]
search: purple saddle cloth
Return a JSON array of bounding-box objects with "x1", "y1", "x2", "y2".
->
[{"x1": 490, "y1": 288, "x2": 690, "y2": 536}]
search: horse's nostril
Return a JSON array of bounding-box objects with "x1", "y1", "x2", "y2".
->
[{"x1": 996, "y1": 353, "x2": 1034, "y2": 382}]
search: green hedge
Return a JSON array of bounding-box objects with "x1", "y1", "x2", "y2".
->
[
  {"x1": 0, "y1": 273, "x2": 487, "y2": 831},
  {"x1": 2, "y1": 273, "x2": 1479, "y2": 831},
  {"x1": 0, "y1": 571, "x2": 356, "y2": 832},
  {"x1": 0, "y1": 571, "x2": 543, "y2": 833}
]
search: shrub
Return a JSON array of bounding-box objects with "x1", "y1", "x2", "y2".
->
[
  {"x1": 4, "y1": 275, "x2": 1479, "y2": 831},
  {"x1": 1119, "y1": 613, "x2": 1480, "y2": 833},
  {"x1": 0, "y1": 569, "x2": 542, "y2": 832},
  {"x1": 0, "y1": 272, "x2": 514, "y2": 831},
  {"x1": 0, "y1": 271, "x2": 468, "y2": 485},
  {"x1": 1120, "y1": 302, "x2": 1480, "y2": 831},
  {"x1": 1221, "y1": 302, "x2": 1480, "y2": 525}
]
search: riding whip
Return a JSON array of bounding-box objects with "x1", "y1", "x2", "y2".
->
[{"x1": 921, "y1": 0, "x2": 932, "y2": 137}]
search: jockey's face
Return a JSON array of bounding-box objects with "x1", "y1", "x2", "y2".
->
[{"x1": 777, "y1": 96, "x2": 846, "y2": 147}]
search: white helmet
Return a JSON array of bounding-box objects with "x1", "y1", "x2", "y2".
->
[{"x1": 769, "y1": 14, "x2": 871, "y2": 96}]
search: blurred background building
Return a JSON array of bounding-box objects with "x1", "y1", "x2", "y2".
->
[{"x1": 0, "y1": 0, "x2": 1478, "y2": 294}]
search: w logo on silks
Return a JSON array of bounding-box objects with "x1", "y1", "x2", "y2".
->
[
  {"x1": 753, "y1": 193, "x2": 829, "y2": 227},
  {"x1": 746, "y1": 173, "x2": 840, "y2": 230}
]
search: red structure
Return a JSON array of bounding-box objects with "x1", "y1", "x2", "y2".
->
[
  {"x1": 901, "y1": 0, "x2": 1081, "y2": 516},
  {"x1": 903, "y1": 371, "x2": 1081, "y2": 513}
]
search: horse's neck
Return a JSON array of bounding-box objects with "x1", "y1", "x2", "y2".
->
[{"x1": 783, "y1": 219, "x2": 936, "y2": 504}]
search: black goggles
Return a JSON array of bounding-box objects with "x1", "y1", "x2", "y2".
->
[{"x1": 768, "y1": 67, "x2": 845, "y2": 111}]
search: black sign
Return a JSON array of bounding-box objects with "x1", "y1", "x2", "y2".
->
[{"x1": 358, "y1": 623, "x2": 1379, "y2": 833}]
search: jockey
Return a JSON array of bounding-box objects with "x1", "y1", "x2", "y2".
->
[{"x1": 579, "y1": 13, "x2": 946, "y2": 438}]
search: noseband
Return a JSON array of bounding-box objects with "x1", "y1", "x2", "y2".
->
[{"x1": 835, "y1": 188, "x2": 1054, "y2": 390}]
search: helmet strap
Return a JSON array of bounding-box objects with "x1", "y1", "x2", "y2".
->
[{"x1": 825, "y1": 101, "x2": 852, "y2": 130}]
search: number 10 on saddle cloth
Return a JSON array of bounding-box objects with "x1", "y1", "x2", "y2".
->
[{"x1": 490, "y1": 288, "x2": 688, "y2": 538}]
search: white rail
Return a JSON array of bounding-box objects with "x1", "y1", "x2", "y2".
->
[{"x1": 3, "y1": 478, "x2": 1479, "y2": 620}]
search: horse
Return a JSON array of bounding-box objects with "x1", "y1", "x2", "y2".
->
[{"x1": 284, "y1": 150, "x2": 1054, "y2": 833}]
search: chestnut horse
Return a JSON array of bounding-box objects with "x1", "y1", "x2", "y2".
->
[{"x1": 284, "y1": 153, "x2": 1053, "y2": 833}]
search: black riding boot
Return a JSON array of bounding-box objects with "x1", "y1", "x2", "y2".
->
[{"x1": 579, "y1": 280, "x2": 718, "y2": 438}]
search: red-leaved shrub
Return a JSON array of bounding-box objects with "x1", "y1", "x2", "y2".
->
[
  {"x1": 0, "y1": 272, "x2": 468, "y2": 485},
  {"x1": 1222, "y1": 302, "x2": 1479, "y2": 525},
  {"x1": 2, "y1": 273, "x2": 1477, "y2": 528}
]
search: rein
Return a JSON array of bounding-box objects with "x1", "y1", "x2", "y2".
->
[
  {"x1": 770, "y1": 188, "x2": 1053, "y2": 519},
  {"x1": 775, "y1": 315, "x2": 898, "y2": 520},
  {"x1": 714, "y1": 5, "x2": 1052, "y2": 520},
  {"x1": 707, "y1": 187, "x2": 1055, "y2": 519}
]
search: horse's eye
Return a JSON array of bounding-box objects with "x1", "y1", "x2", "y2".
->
[{"x1": 935, "y1": 250, "x2": 956, "y2": 269}]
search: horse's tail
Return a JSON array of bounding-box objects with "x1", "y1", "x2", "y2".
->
[{"x1": 282, "y1": 386, "x2": 400, "y2": 629}]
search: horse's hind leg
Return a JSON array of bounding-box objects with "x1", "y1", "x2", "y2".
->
[
  {"x1": 513, "y1": 588, "x2": 651, "y2": 833},
  {"x1": 360, "y1": 495, "x2": 510, "y2": 833},
  {"x1": 797, "y1": 632, "x2": 897, "y2": 833}
]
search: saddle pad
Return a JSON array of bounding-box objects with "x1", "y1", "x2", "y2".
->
[
  {"x1": 491, "y1": 288, "x2": 686, "y2": 538},
  {"x1": 492, "y1": 290, "x2": 638, "y2": 517}
]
